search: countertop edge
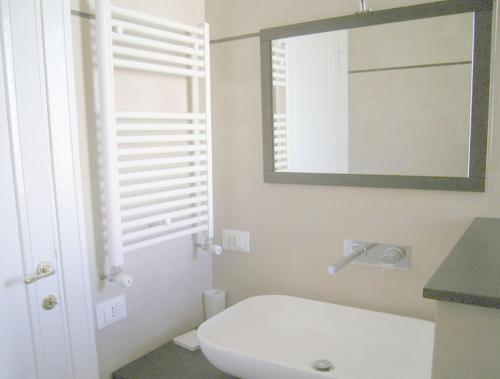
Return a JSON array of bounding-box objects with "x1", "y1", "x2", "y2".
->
[
  {"x1": 423, "y1": 288, "x2": 500, "y2": 309},
  {"x1": 423, "y1": 217, "x2": 500, "y2": 310}
]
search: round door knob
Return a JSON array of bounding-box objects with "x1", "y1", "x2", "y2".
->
[{"x1": 42, "y1": 294, "x2": 58, "y2": 310}]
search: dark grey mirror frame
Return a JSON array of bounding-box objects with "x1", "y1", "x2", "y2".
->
[{"x1": 260, "y1": 0, "x2": 493, "y2": 192}]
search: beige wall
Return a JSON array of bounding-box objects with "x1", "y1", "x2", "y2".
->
[
  {"x1": 71, "y1": 1, "x2": 211, "y2": 378},
  {"x1": 349, "y1": 64, "x2": 471, "y2": 176},
  {"x1": 207, "y1": 0, "x2": 500, "y2": 321},
  {"x1": 349, "y1": 14, "x2": 472, "y2": 176},
  {"x1": 432, "y1": 302, "x2": 500, "y2": 379}
]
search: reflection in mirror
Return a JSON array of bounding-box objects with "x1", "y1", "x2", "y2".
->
[{"x1": 272, "y1": 13, "x2": 474, "y2": 177}]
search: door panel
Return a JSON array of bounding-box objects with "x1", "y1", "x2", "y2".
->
[
  {"x1": 0, "y1": 36, "x2": 38, "y2": 379},
  {"x1": 8, "y1": 0, "x2": 73, "y2": 377},
  {"x1": 0, "y1": 0, "x2": 97, "y2": 378},
  {"x1": 40, "y1": 0, "x2": 100, "y2": 374}
]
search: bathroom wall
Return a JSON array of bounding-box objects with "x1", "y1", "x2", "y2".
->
[
  {"x1": 432, "y1": 302, "x2": 500, "y2": 379},
  {"x1": 207, "y1": 0, "x2": 500, "y2": 321},
  {"x1": 348, "y1": 14, "x2": 472, "y2": 177},
  {"x1": 70, "y1": 1, "x2": 212, "y2": 378}
]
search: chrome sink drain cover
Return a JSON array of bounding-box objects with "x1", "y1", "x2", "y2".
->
[{"x1": 312, "y1": 359, "x2": 334, "y2": 372}]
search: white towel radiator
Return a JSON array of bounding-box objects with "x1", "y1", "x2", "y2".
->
[
  {"x1": 272, "y1": 41, "x2": 287, "y2": 171},
  {"x1": 96, "y1": 1, "x2": 214, "y2": 285}
]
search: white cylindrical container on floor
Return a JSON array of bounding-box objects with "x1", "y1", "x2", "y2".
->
[{"x1": 204, "y1": 289, "x2": 226, "y2": 320}]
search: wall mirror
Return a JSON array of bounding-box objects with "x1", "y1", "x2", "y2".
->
[{"x1": 260, "y1": 0, "x2": 493, "y2": 191}]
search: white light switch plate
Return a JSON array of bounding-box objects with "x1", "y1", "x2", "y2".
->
[
  {"x1": 95, "y1": 294, "x2": 127, "y2": 330},
  {"x1": 223, "y1": 229, "x2": 250, "y2": 253}
]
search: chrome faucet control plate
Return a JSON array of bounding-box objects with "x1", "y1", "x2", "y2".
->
[{"x1": 343, "y1": 240, "x2": 411, "y2": 270}]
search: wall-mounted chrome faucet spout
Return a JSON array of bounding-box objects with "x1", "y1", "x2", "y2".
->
[
  {"x1": 328, "y1": 240, "x2": 411, "y2": 275},
  {"x1": 328, "y1": 243, "x2": 375, "y2": 275}
]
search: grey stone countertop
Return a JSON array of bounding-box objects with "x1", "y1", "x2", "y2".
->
[{"x1": 423, "y1": 218, "x2": 500, "y2": 309}]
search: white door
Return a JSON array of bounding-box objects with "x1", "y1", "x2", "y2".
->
[{"x1": 0, "y1": 1, "x2": 98, "y2": 378}]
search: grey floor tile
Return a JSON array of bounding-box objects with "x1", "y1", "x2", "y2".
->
[{"x1": 112, "y1": 342, "x2": 237, "y2": 379}]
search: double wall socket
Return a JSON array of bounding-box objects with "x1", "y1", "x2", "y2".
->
[
  {"x1": 223, "y1": 229, "x2": 250, "y2": 253},
  {"x1": 95, "y1": 294, "x2": 127, "y2": 329}
]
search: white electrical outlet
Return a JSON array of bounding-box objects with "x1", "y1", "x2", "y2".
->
[
  {"x1": 95, "y1": 294, "x2": 127, "y2": 330},
  {"x1": 222, "y1": 229, "x2": 250, "y2": 253}
]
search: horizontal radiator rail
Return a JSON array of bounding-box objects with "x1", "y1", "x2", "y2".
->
[
  {"x1": 122, "y1": 205, "x2": 208, "y2": 229},
  {"x1": 116, "y1": 111, "x2": 206, "y2": 120},
  {"x1": 122, "y1": 215, "x2": 209, "y2": 243},
  {"x1": 118, "y1": 145, "x2": 207, "y2": 156},
  {"x1": 111, "y1": 19, "x2": 203, "y2": 46},
  {"x1": 274, "y1": 146, "x2": 287, "y2": 153},
  {"x1": 272, "y1": 72, "x2": 286, "y2": 80},
  {"x1": 117, "y1": 134, "x2": 207, "y2": 144},
  {"x1": 113, "y1": 46, "x2": 204, "y2": 68},
  {"x1": 114, "y1": 58, "x2": 204, "y2": 77},
  {"x1": 120, "y1": 185, "x2": 208, "y2": 206},
  {"x1": 121, "y1": 194, "x2": 208, "y2": 218},
  {"x1": 119, "y1": 165, "x2": 207, "y2": 181},
  {"x1": 113, "y1": 33, "x2": 204, "y2": 57},
  {"x1": 120, "y1": 175, "x2": 208, "y2": 194},
  {"x1": 117, "y1": 123, "x2": 206, "y2": 132},
  {"x1": 123, "y1": 225, "x2": 208, "y2": 253},
  {"x1": 111, "y1": 5, "x2": 204, "y2": 36},
  {"x1": 118, "y1": 155, "x2": 207, "y2": 169}
]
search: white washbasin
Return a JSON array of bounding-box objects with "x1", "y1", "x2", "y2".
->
[{"x1": 198, "y1": 295, "x2": 434, "y2": 379}]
